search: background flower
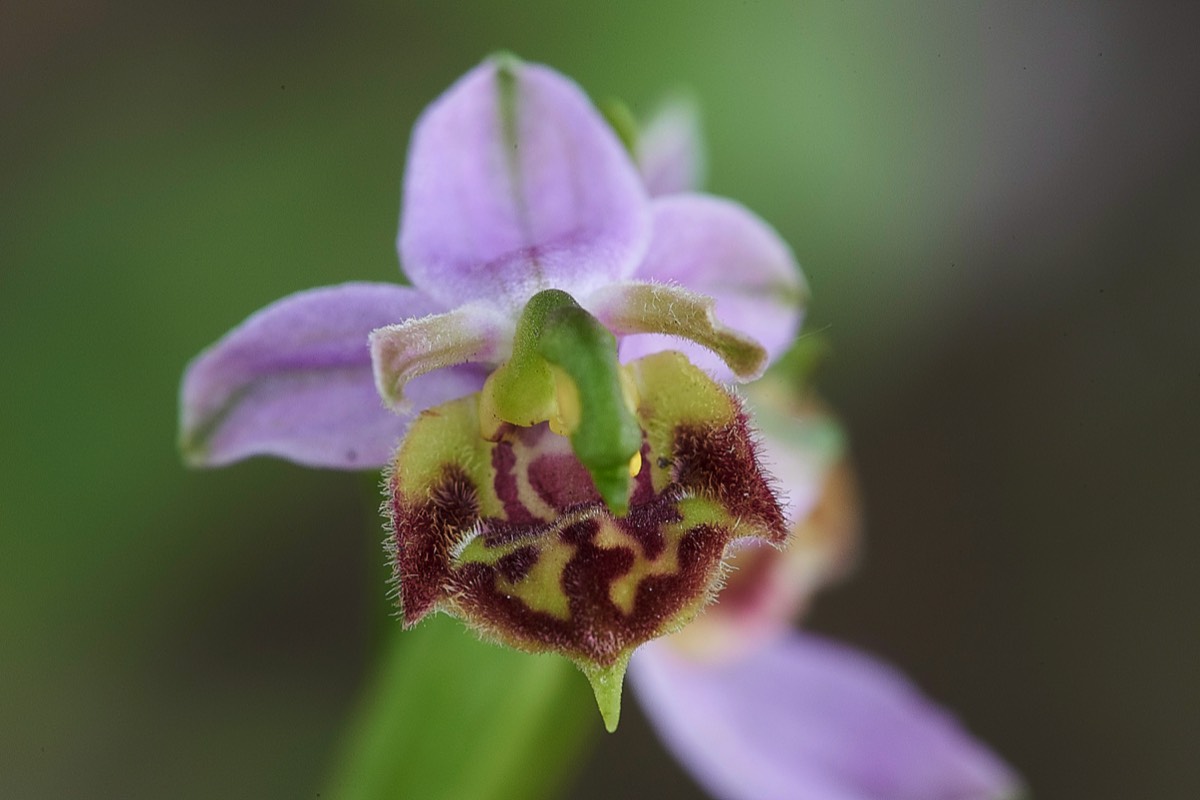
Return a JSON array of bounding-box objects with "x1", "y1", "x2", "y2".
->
[{"x1": 613, "y1": 89, "x2": 1022, "y2": 800}]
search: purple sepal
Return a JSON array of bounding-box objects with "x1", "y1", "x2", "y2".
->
[
  {"x1": 398, "y1": 56, "x2": 651, "y2": 310},
  {"x1": 179, "y1": 282, "x2": 484, "y2": 469}
]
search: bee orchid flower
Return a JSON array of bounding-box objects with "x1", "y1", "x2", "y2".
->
[{"x1": 179, "y1": 55, "x2": 1022, "y2": 799}]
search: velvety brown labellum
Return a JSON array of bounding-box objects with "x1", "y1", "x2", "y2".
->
[{"x1": 387, "y1": 352, "x2": 786, "y2": 670}]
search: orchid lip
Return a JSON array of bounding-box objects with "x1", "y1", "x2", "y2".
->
[{"x1": 386, "y1": 351, "x2": 787, "y2": 728}]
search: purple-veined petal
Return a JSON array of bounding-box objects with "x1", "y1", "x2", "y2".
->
[
  {"x1": 398, "y1": 56, "x2": 651, "y2": 310},
  {"x1": 617, "y1": 194, "x2": 807, "y2": 382},
  {"x1": 638, "y1": 96, "x2": 706, "y2": 197},
  {"x1": 369, "y1": 301, "x2": 512, "y2": 410},
  {"x1": 179, "y1": 282, "x2": 484, "y2": 469},
  {"x1": 631, "y1": 633, "x2": 1023, "y2": 800}
]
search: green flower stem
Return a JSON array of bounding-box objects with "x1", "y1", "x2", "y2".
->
[{"x1": 325, "y1": 615, "x2": 596, "y2": 800}]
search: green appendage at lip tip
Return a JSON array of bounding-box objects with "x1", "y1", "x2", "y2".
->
[{"x1": 581, "y1": 655, "x2": 631, "y2": 733}]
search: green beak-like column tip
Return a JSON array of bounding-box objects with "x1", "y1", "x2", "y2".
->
[{"x1": 482, "y1": 289, "x2": 643, "y2": 515}]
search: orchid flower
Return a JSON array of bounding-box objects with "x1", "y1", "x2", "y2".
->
[{"x1": 179, "y1": 55, "x2": 1022, "y2": 799}]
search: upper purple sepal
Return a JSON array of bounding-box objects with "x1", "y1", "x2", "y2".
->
[{"x1": 398, "y1": 55, "x2": 652, "y2": 310}]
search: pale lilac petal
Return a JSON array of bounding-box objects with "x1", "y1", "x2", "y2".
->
[
  {"x1": 399, "y1": 56, "x2": 651, "y2": 310},
  {"x1": 620, "y1": 194, "x2": 807, "y2": 382},
  {"x1": 631, "y1": 634, "x2": 1023, "y2": 800},
  {"x1": 638, "y1": 96, "x2": 706, "y2": 196},
  {"x1": 180, "y1": 283, "x2": 484, "y2": 469}
]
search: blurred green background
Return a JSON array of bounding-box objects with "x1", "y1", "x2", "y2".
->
[{"x1": 3, "y1": 1, "x2": 1197, "y2": 798}]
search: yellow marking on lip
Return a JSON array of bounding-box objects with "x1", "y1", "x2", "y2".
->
[
  {"x1": 600, "y1": 496, "x2": 732, "y2": 616},
  {"x1": 593, "y1": 518, "x2": 679, "y2": 617},
  {"x1": 626, "y1": 351, "x2": 739, "y2": 494},
  {"x1": 394, "y1": 393, "x2": 504, "y2": 519},
  {"x1": 495, "y1": 539, "x2": 575, "y2": 620}
]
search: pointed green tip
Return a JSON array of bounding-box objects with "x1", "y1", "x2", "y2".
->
[
  {"x1": 581, "y1": 655, "x2": 630, "y2": 733},
  {"x1": 590, "y1": 464, "x2": 631, "y2": 517}
]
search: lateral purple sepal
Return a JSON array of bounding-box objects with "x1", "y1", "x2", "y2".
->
[{"x1": 179, "y1": 282, "x2": 484, "y2": 469}]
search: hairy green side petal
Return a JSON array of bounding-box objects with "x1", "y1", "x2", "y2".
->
[{"x1": 589, "y1": 280, "x2": 771, "y2": 380}]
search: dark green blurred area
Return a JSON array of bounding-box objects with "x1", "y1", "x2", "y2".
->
[{"x1": 3, "y1": 2, "x2": 1197, "y2": 798}]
